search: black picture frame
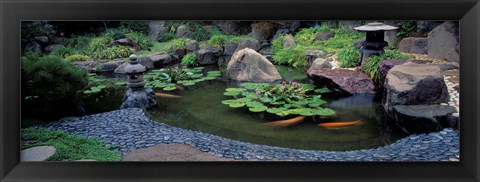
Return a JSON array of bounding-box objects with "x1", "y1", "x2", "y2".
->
[{"x1": 1, "y1": 0, "x2": 479, "y2": 181}]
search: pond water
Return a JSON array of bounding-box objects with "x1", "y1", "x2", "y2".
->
[{"x1": 148, "y1": 65, "x2": 406, "y2": 151}]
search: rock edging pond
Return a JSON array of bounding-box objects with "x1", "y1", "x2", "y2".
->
[{"x1": 37, "y1": 108, "x2": 459, "y2": 161}]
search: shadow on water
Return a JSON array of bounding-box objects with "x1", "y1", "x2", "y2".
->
[{"x1": 148, "y1": 65, "x2": 407, "y2": 151}]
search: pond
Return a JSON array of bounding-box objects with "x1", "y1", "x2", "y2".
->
[{"x1": 146, "y1": 65, "x2": 406, "y2": 151}]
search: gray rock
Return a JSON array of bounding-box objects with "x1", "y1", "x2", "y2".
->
[
  {"x1": 185, "y1": 40, "x2": 199, "y2": 52},
  {"x1": 24, "y1": 41, "x2": 42, "y2": 54},
  {"x1": 21, "y1": 146, "x2": 56, "y2": 161},
  {"x1": 138, "y1": 56, "x2": 154, "y2": 70},
  {"x1": 99, "y1": 60, "x2": 125, "y2": 73},
  {"x1": 225, "y1": 42, "x2": 239, "y2": 56},
  {"x1": 236, "y1": 39, "x2": 261, "y2": 52},
  {"x1": 282, "y1": 34, "x2": 296, "y2": 48},
  {"x1": 315, "y1": 31, "x2": 335, "y2": 41},
  {"x1": 148, "y1": 21, "x2": 167, "y2": 41},
  {"x1": 176, "y1": 25, "x2": 190, "y2": 37},
  {"x1": 226, "y1": 48, "x2": 282, "y2": 83},
  {"x1": 310, "y1": 58, "x2": 332, "y2": 69},
  {"x1": 427, "y1": 21, "x2": 459, "y2": 61},
  {"x1": 73, "y1": 61, "x2": 97, "y2": 72},
  {"x1": 383, "y1": 63, "x2": 448, "y2": 112},
  {"x1": 115, "y1": 38, "x2": 140, "y2": 51},
  {"x1": 305, "y1": 49, "x2": 327, "y2": 66},
  {"x1": 251, "y1": 22, "x2": 277, "y2": 41},
  {"x1": 214, "y1": 21, "x2": 238, "y2": 35},
  {"x1": 378, "y1": 60, "x2": 409, "y2": 87},
  {"x1": 398, "y1": 37, "x2": 428, "y2": 54},
  {"x1": 391, "y1": 105, "x2": 456, "y2": 134},
  {"x1": 120, "y1": 88, "x2": 157, "y2": 110},
  {"x1": 196, "y1": 48, "x2": 222, "y2": 65},
  {"x1": 149, "y1": 53, "x2": 173, "y2": 68},
  {"x1": 34, "y1": 36, "x2": 49, "y2": 44},
  {"x1": 307, "y1": 68, "x2": 375, "y2": 95},
  {"x1": 45, "y1": 44, "x2": 63, "y2": 54}
]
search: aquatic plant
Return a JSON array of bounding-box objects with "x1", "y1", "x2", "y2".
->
[
  {"x1": 222, "y1": 81, "x2": 335, "y2": 117},
  {"x1": 82, "y1": 73, "x2": 126, "y2": 95},
  {"x1": 145, "y1": 67, "x2": 221, "y2": 91}
]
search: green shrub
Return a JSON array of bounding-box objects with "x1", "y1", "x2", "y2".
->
[
  {"x1": 337, "y1": 47, "x2": 360, "y2": 68},
  {"x1": 120, "y1": 21, "x2": 149, "y2": 34},
  {"x1": 93, "y1": 46, "x2": 134, "y2": 60},
  {"x1": 86, "y1": 35, "x2": 113, "y2": 55},
  {"x1": 208, "y1": 35, "x2": 228, "y2": 48},
  {"x1": 362, "y1": 50, "x2": 410, "y2": 81},
  {"x1": 65, "y1": 54, "x2": 90, "y2": 62},
  {"x1": 158, "y1": 32, "x2": 176, "y2": 42},
  {"x1": 181, "y1": 53, "x2": 198, "y2": 67},
  {"x1": 51, "y1": 46, "x2": 76, "y2": 58},
  {"x1": 294, "y1": 27, "x2": 322, "y2": 47},
  {"x1": 396, "y1": 21, "x2": 416, "y2": 39},
  {"x1": 22, "y1": 128, "x2": 121, "y2": 161},
  {"x1": 125, "y1": 32, "x2": 154, "y2": 50},
  {"x1": 163, "y1": 38, "x2": 188, "y2": 51},
  {"x1": 21, "y1": 21, "x2": 56, "y2": 40},
  {"x1": 188, "y1": 27, "x2": 211, "y2": 42},
  {"x1": 271, "y1": 34, "x2": 284, "y2": 54},
  {"x1": 67, "y1": 35, "x2": 93, "y2": 51},
  {"x1": 272, "y1": 46, "x2": 307, "y2": 67},
  {"x1": 106, "y1": 28, "x2": 127, "y2": 40}
]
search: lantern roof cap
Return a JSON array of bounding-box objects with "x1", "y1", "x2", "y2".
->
[
  {"x1": 125, "y1": 54, "x2": 146, "y2": 73},
  {"x1": 354, "y1": 22, "x2": 398, "y2": 32}
]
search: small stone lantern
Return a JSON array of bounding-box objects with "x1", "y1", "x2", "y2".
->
[
  {"x1": 354, "y1": 22, "x2": 398, "y2": 66},
  {"x1": 125, "y1": 54, "x2": 146, "y2": 91}
]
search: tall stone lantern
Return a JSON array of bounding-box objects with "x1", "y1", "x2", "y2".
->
[
  {"x1": 354, "y1": 22, "x2": 398, "y2": 66},
  {"x1": 120, "y1": 54, "x2": 157, "y2": 110},
  {"x1": 125, "y1": 54, "x2": 146, "y2": 91}
]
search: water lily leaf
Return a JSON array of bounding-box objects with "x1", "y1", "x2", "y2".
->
[
  {"x1": 246, "y1": 101, "x2": 264, "y2": 108},
  {"x1": 259, "y1": 97, "x2": 272, "y2": 103},
  {"x1": 182, "y1": 82, "x2": 195, "y2": 86},
  {"x1": 308, "y1": 99, "x2": 327, "y2": 107},
  {"x1": 241, "y1": 82, "x2": 269, "y2": 90},
  {"x1": 191, "y1": 74, "x2": 203, "y2": 78},
  {"x1": 299, "y1": 108, "x2": 315, "y2": 116},
  {"x1": 229, "y1": 103, "x2": 246, "y2": 108},
  {"x1": 163, "y1": 86, "x2": 177, "y2": 91},
  {"x1": 226, "y1": 88, "x2": 246, "y2": 92},
  {"x1": 314, "y1": 87, "x2": 332, "y2": 93},
  {"x1": 224, "y1": 91, "x2": 242, "y2": 96},
  {"x1": 222, "y1": 99, "x2": 237, "y2": 105},
  {"x1": 287, "y1": 109, "x2": 302, "y2": 115},
  {"x1": 114, "y1": 82, "x2": 127, "y2": 86},
  {"x1": 314, "y1": 108, "x2": 336, "y2": 116},
  {"x1": 204, "y1": 76, "x2": 216, "y2": 80},
  {"x1": 236, "y1": 98, "x2": 251, "y2": 103},
  {"x1": 245, "y1": 93, "x2": 260, "y2": 99},
  {"x1": 300, "y1": 83, "x2": 315, "y2": 91},
  {"x1": 193, "y1": 67, "x2": 204, "y2": 70},
  {"x1": 249, "y1": 106, "x2": 268, "y2": 112}
]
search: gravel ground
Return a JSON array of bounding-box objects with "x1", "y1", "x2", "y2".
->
[{"x1": 37, "y1": 108, "x2": 460, "y2": 161}]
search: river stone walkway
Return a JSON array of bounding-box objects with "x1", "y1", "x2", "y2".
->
[{"x1": 38, "y1": 108, "x2": 460, "y2": 161}]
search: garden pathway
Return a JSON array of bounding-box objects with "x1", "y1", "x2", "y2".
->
[{"x1": 38, "y1": 108, "x2": 460, "y2": 161}]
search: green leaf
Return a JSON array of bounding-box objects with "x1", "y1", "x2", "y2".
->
[
  {"x1": 224, "y1": 91, "x2": 242, "y2": 96},
  {"x1": 163, "y1": 86, "x2": 177, "y2": 91},
  {"x1": 225, "y1": 88, "x2": 246, "y2": 92},
  {"x1": 249, "y1": 106, "x2": 268, "y2": 112},
  {"x1": 222, "y1": 99, "x2": 237, "y2": 105},
  {"x1": 300, "y1": 83, "x2": 315, "y2": 91},
  {"x1": 246, "y1": 101, "x2": 264, "y2": 108},
  {"x1": 314, "y1": 108, "x2": 336, "y2": 116},
  {"x1": 314, "y1": 87, "x2": 332, "y2": 93},
  {"x1": 229, "y1": 103, "x2": 246, "y2": 108}
]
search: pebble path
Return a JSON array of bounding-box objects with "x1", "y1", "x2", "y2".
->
[{"x1": 38, "y1": 108, "x2": 460, "y2": 161}]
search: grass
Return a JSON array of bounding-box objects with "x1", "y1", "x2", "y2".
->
[
  {"x1": 337, "y1": 46, "x2": 360, "y2": 68},
  {"x1": 21, "y1": 127, "x2": 121, "y2": 161},
  {"x1": 361, "y1": 50, "x2": 410, "y2": 82}
]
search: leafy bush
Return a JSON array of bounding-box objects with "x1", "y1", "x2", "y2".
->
[
  {"x1": 85, "y1": 35, "x2": 113, "y2": 55},
  {"x1": 158, "y1": 32, "x2": 177, "y2": 42},
  {"x1": 294, "y1": 27, "x2": 322, "y2": 47},
  {"x1": 125, "y1": 32, "x2": 154, "y2": 50},
  {"x1": 120, "y1": 21, "x2": 149, "y2": 34},
  {"x1": 93, "y1": 46, "x2": 134, "y2": 60},
  {"x1": 181, "y1": 53, "x2": 198, "y2": 67},
  {"x1": 271, "y1": 34, "x2": 284, "y2": 54},
  {"x1": 208, "y1": 35, "x2": 228, "y2": 48},
  {"x1": 337, "y1": 47, "x2": 360, "y2": 68},
  {"x1": 65, "y1": 54, "x2": 90, "y2": 62},
  {"x1": 67, "y1": 35, "x2": 93, "y2": 51},
  {"x1": 162, "y1": 38, "x2": 188, "y2": 51},
  {"x1": 396, "y1": 21, "x2": 416, "y2": 39},
  {"x1": 106, "y1": 28, "x2": 127, "y2": 40},
  {"x1": 187, "y1": 26, "x2": 212, "y2": 42},
  {"x1": 362, "y1": 50, "x2": 410, "y2": 81},
  {"x1": 22, "y1": 128, "x2": 121, "y2": 161},
  {"x1": 272, "y1": 46, "x2": 307, "y2": 67},
  {"x1": 21, "y1": 21, "x2": 56, "y2": 40},
  {"x1": 51, "y1": 45, "x2": 76, "y2": 58}
]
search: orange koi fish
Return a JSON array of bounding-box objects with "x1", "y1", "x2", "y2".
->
[
  {"x1": 264, "y1": 116, "x2": 305, "y2": 127},
  {"x1": 318, "y1": 120, "x2": 361, "y2": 128}
]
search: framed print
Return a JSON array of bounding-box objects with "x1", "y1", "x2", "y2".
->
[{"x1": 1, "y1": 0, "x2": 479, "y2": 181}]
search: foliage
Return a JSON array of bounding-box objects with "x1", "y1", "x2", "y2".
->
[
  {"x1": 181, "y1": 53, "x2": 198, "y2": 67},
  {"x1": 208, "y1": 35, "x2": 228, "y2": 49},
  {"x1": 362, "y1": 50, "x2": 410, "y2": 82},
  {"x1": 82, "y1": 73, "x2": 126, "y2": 95},
  {"x1": 396, "y1": 21, "x2": 416, "y2": 39},
  {"x1": 65, "y1": 54, "x2": 90, "y2": 62},
  {"x1": 158, "y1": 32, "x2": 177, "y2": 42},
  {"x1": 21, "y1": 21, "x2": 56, "y2": 40},
  {"x1": 271, "y1": 34, "x2": 284, "y2": 53},
  {"x1": 67, "y1": 35, "x2": 93, "y2": 51},
  {"x1": 120, "y1": 21, "x2": 149, "y2": 34},
  {"x1": 272, "y1": 46, "x2": 307, "y2": 67},
  {"x1": 125, "y1": 31, "x2": 154, "y2": 50},
  {"x1": 145, "y1": 67, "x2": 220, "y2": 91},
  {"x1": 92, "y1": 46, "x2": 134, "y2": 60},
  {"x1": 187, "y1": 26, "x2": 212, "y2": 42},
  {"x1": 222, "y1": 81, "x2": 334, "y2": 117},
  {"x1": 85, "y1": 35, "x2": 113, "y2": 56},
  {"x1": 162, "y1": 38, "x2": 188, "y2": 51},
  {"x1": 22, "y1": 55, "x2": 89, "y2": 101},
  {"x1": 21, "y1": 128, "x2": 121, "y2": 161},
  {"x1": 51, "y1": 46, "x2": 76, "y2": 58},
  {"x1": 106, "y1": 28, "x2": 127, "y2": 40},
  {"x1": 337, "y1": 46, "x2": 361, "y2": 68}
]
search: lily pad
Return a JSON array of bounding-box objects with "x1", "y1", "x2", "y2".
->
[
  {"x1": 246, "y1": 101, "x2": 264, "y2": 108},
  {"x1": 163, "y1": 86, "x2": 177, "y2": 91},
  {"x1": 229, "y1": 103, "x2": 246, "y2": 108},
  {"x1": 314, "y1": 87, "x2": 332, "y2": 94},
  {"x1": 299, "y1": 108, "x2": 315, "y2": 116},
  {"x1": 226, "y1": 88, "x2": 246, "y2": 92},
  {"x1": 236, "y1": 98, "x2": 251, "y2": 103},
  {"x1": 300, "y1": 83, "x2": 315, "y2": 91},
  {"x1": 222, "y1": 99, "x2": 237, "y2": 105},
  {"x1": 204, "y1": 76, "x2": 217, "y2": 80},
  {"x1": 314, "y1": 108, "x2": 336, "y2": 116},
  {"x1": 224, "y1": 91, "x2": 242, "y2": 96},
  {"x1": 249, "y1": 106, "x2": 268, "y2": 112}
]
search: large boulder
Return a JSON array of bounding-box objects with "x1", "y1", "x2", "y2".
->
[
  {"x1": 315, "y1": 31, "x2": 335, "y2": 41},
  {"x1": 138, "y1": 56, "x2": 155, "y2": 70},
  {"x1": 226, "y1": 48, "x2": 282, "y2": 83},
  {"x1": 73, "y1": 61, "x2": 97, "y2": 72},
  {"x1": 214, "y1": 21, "x2": 238, "y2": 35},
  {"x1": 120, "y1": 88, "x2": 157, "y2": 110},
  {"x1": 398, "y1": 37, "x2": 428, "y2": 54},
  {"x1": 251, "y1": 22, "x2": 277, "y2": 41},
  {"x1": 305, "y1": 49, "x2": 327, "y2": 66},
  {"x1": 391, "y1": 105, "x2": 456, "y2": 134},
  {"x1": 427, "y1": 21, "x2": 459, "y2": 61},
  {"x1": 282, "y1": 34, "x2": 296, "y2": 48},
  {"x1": 196, "y1": 48, "x2": 222, "y2": 65},
  {"x1": 185, "y1": 40, "x2": 199, "y2": 52},
  {"x1": 235, "y1": 39, "x2": 261, "y2": 52},
  {"x1": 310, "y1": 58, "x2": 333, "y2": 70},
  {"x1": 383, "y1": 63, "x2": 448, "y2": 112},
  {"x1": 378, "y1": 60, "x2": 408, "y2": 87},
  {"x1": 225, "y1": 42, "x2": 239, "y2": 56},
  {"x1": 99, "y1": 60, "x2": 125, "y2": 72},
  {"x1": 148, "y1": 21, "x2": 167, "y2": 40},
  {"x1": 149, "y1": 53, "x2": 173, "y2": 67},
  {"x1": 307, "y1": 68, "x2": 375, "y2": 95},
  {"x1": 176, "y1": 25, "x2": 190, "y2": 37},
  {"x1": 34, "y1": 36, "x2": 49, "y2": 45}
]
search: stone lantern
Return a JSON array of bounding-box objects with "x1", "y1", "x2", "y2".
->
[
  {"x1": 354, "y1": 22, "x2": 398, "y2": 66},
  {"x1": 120, "y1": 54, "x2": 157, "y2": 110},
  {"x1": 125, "y1": 54, "x2": 146, "y2": 91}
]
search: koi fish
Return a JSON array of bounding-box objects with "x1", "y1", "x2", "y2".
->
[
  {"x1": 264, "y1": 116, "x2": 305, "y2": 127},
  {"x1": 318, "y1": 120, "x2": 361, "y2": 128},
  {"x1": 155, "y1": 92, "x2": 182, "y2": 99}
]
